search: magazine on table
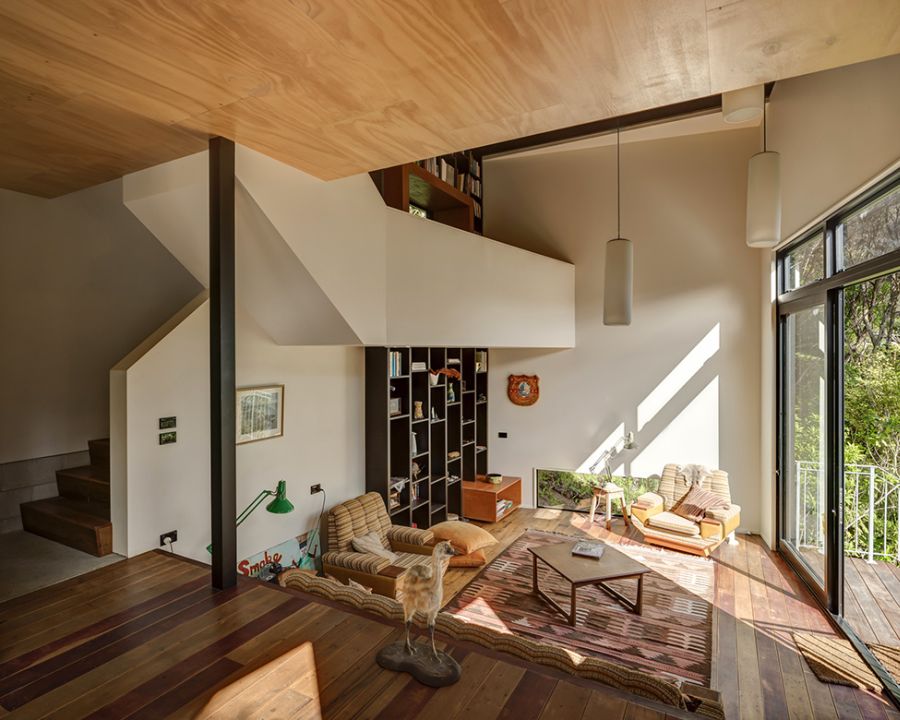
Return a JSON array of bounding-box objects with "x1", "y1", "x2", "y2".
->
[{"x1": 571, "y1": 541, "x2": 605, "y2": 559}]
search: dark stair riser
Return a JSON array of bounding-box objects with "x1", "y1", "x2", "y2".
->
[
  {"x1": 21, "y1": 500, "x2": 112, "y2": 557},
  {"x1": 88, "y1": 439, "x2": 110, "y2": 471},
  {"x1": 56, "y1": 469, "x2": 110, "y2": 507}
]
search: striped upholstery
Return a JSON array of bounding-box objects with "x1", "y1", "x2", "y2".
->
[
  {"x1": 321, "y1": 550, "x2": 390, "y2": 575},
  {"x1": 390, "y1": 552, "x2": 433, "y2": 570},
  {"x1": 657, "y1": 464, "x2": 731, "y2": 509},
  {"x1": 387, "y1": 525, "x2": 434, "y2": 547},
  {"x1": 648, "y1": 511, "x2": 701, "y2": 537},
  {"x1": 672, "y1": 484, "x2": 729, "y2": 523},
  {"x1": 278, "y1": 571, "x2": 726, "y2": 720},
  {"x1": 705, "y1": 503, "x2": 741, "y2": 523},
  {"x1": 327, "y1": 492, "x2": 393, "y2": 552}
]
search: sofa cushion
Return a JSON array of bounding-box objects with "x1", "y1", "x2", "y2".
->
[
  {"x1": 352, "y1": 531, "x2": 399, "y2": 562},
  {"x1": 648, "y1": 511, "x2": 701, "y2": 537},
  {"x1": 672, "y1": 484, "x2": 729, "y2": 523},
  {"x1": 449, "y1": 549, "x2": 487, "y2": 568},
  {"x1": 430, "y1": 520, "x2": 496, "y2": 554}
]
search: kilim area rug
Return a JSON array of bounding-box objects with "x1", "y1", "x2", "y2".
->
[{"x1": 443, "y1": 529, "x2": 715, "y2": 685}]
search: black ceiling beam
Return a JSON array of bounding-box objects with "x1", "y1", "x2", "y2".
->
[{"x1": 473, "y1": 82, "x2": 775, "y2": 160}]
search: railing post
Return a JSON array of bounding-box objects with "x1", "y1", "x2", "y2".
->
[
  {"x1": 796, "y1": 460, "x2": 802, "y2": 545},
  {"x1": 867, "y1": 465, "x2": 876, "y2": 564}
]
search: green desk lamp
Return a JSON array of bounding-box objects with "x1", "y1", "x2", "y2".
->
[{"x1": 207, "y1": 480, "x2": 294, "y2": 553}]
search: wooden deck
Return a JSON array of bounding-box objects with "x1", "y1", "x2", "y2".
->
[
  {"x1": 844, "y1": 556, "x2": 900, "y2": 647},
  {"x1": 1, "y1": 508, "x2": 899, "y2": 719}
]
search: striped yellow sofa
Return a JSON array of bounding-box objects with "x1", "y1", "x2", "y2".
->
[
  {"x1": 629, "y1": 464, "x2": 740, "y2": 557},
  {"x1": 322, "y1": 492, "x2": 435, "y2": 598}
]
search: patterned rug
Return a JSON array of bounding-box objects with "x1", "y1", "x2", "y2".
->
[
  {"x1": 443, "y1": 530, "x2": 715, "y2": 685},
  {"x1": 793, "y1": 632, "x2": 900, "y2": 692}
]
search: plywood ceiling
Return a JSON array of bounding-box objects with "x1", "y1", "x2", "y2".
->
[{"x1": 1, "y1": 0, "x2": 898, "y2": 197}]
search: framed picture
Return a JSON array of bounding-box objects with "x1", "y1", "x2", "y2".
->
[
  {"x1": 236, "y1": 385, "x2": 284, "y2": 444},
  {"x1": 389, "y1": 397, "x2": 402, "y2": 416}
]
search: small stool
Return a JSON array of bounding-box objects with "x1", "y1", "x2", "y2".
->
[{"x1": 589, "y1": 487, "x2": 630, "y2": 530}]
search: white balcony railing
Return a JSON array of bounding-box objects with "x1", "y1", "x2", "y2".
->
[{"x1": 795, "y1": 460, "x2": 900, "y2": 564}]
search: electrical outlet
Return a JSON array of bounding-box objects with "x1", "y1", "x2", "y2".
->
[
  {"x1": 159, "y1": 530, "x2": 178, "y2": 546},
  {"x1": 310, "y1": 483, "x2": 322, "y2": 495}
]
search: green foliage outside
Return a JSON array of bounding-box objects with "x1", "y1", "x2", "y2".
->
[{"x1": 536, "y1": 469, "x2": 655, "y2": 514}]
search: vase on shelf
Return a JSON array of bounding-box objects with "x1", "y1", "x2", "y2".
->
[{"x1": 414, "y1": 401, "x2": 424, "y2": 420}]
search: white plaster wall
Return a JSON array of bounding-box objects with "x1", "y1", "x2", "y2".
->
[
  {"x1": 484, "y1": 129, "x2": 764, "y2": 531},
  {"x1": 120, "y1": 300, "x2": 364, "y2": 562},
  {"x1": 770, "y1": 53, "x2": 900, "y2": 242},
  {"x1": 385, "y1": 209, "x2": 575, "y2": 347}
]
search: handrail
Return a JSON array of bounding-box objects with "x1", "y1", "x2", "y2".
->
[{"x1": 794, "y1": 461, "x2": 900, "y2": 564}]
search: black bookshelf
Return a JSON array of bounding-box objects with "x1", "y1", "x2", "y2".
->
[{"x1": 365, "y1": 346, "x2": 489, "y2": 529}]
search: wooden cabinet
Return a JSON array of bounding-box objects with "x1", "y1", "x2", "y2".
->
[{"x1": 462, "y1": 476, "x2": 522, "y2": 523}]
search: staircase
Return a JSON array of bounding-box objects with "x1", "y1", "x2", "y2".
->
[{"x1": 20, "y1": 439, "x2": 112, "y2": 556}]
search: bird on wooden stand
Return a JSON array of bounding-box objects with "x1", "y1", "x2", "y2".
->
[{"x1": 397, "y1": 540, "x2": 457, "y2": 659}]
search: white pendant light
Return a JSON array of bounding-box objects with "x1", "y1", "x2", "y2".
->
[
  {"x1": 722, "y1": 85, "x2": 764, "y2": 124},
  {"x1": 746, "y1": 98, "x2": 781, "y2": 248},
  {"x1": 604, "y1": 127, "x2": 633, "y2": 326}
]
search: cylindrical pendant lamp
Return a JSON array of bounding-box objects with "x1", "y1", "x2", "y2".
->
[
  {"x1": 746, "y1": 150, "x2": 781, "y2": 247},
  {"x1": 722, "y1": 85, "x2": 764, "y2": 124},
  {"x1": 604, "y1": 238, "x2": 633, "y2": 325}
]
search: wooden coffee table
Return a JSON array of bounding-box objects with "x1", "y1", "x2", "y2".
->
[{"x1": 529, "y1": 541, "x2": 650, "y2": 626}]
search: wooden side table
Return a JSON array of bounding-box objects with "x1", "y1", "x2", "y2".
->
[
  {"x1": 462, "y1": 476, "x2": 522, "y2": 522},
  {"x1": 589, "y1": 486, "x2": 630, "y2": 529}
]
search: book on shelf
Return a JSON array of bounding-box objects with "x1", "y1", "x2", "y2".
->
[
  {"x1": 389, "y1": 351, "x2": 404, "y2": 377},
  {"x1": 495, "y1": 499, "x2": 514, "y2": 517},
  {"x1": 571, "y1": 541, "x2": 605, "y2": 559},
  {"x1": 475, "y1": 351, "x2": 488, "y2": 372}
]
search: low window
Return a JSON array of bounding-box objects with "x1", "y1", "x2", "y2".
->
[{"x1": 535, "y1": 468, "x2": 655, "y2": 512}]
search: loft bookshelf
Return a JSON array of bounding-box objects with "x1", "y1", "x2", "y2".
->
[
  {"x1": 373, "y1": 151, "x2": 483, "y2": 234},
  {"x1": 365, "y1": 346, "x2": 489, "y2": 529}
]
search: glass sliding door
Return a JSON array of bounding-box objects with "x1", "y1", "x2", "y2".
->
[{"x1": 782, "y1": 303, "x2": 829, "y2": 588}]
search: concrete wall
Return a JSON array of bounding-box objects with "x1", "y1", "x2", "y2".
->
[
  {"x1": 0, "y1": 180, "x2": 201, "y2": 531},
  {"x1": 113, "y1": 299, "x2": 364, "y2": 562},
  {"x1": 484, "y1": 128, "x2": 764, "y2": 532}
]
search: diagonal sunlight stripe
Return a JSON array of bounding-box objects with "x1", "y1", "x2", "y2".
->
[{"x1": 637, "y1": 324, "x2": 719, "y2": 431}]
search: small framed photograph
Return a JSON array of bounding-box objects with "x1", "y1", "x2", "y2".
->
[
  {"x1": 236, "y1": 385, "x2": 284, "y2": 445},
  {"x1": 389, "y1": 398, "x2": 402, "y2": 416}
]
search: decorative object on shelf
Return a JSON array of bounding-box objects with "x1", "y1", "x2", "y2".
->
[
  {"x1": 432, "y1": 367, "x2": 462, "y2": 380},
  {"x1": 477, "y1": 393, "x2": 487, "y2": 402},
  {"x1": 411, "y1": 361, "x2": 428, "y2": 372},
  {"x1": 461, "y1": 380, "x2": 467, "y2": 392},
  {"x1": 431, "y1": 406, "x2": 439, "y2": 421},
  {"x1": 486, "y1": 473, "x2": 502, "y2": 485},
  {"x1": 447, "y1": 384, "x2": 456, "y2": 402},
  {"x1": 447, "y1": 451, "x2": 461, "y2": 460},
  {"x1": 507, "y1": 374, "x2": 539, "y2": 406},
  {"x1": 378, "y1": 541, "x2": 461, "y2": 686},
  {"x1": 429, "y1": 372, "x2": 440, "y2": 386},
  {"x1": 236, "y1": 384, "x2": 284, "y2": 444},
  {"x1": 412, "y1": 461, "x2": 421, "y2": 480},
  {"x1": 604, "y1": 125, "x2": 633, "y2": 326},
  {"x1": 475, "y1": 350, "x2": 488, "y2": 372},
  {"x1": 746, "y1": 95, "x2": 781, "y2": 248},
  {"x1": 589, "y1": 430, "x2": 637, "y2": 487},
  {"x1": 414, "y1": 401, "x2": 424, "y2": 420},
  {"x1": 411, "y1": 431, "x2": 418, "y2": 457},
  {"x1": 389, "y1": 397, "x2": 402, "y2": 416},
  {"x1": 206, "y1": 480, "x2": 294, "y2": 554}
]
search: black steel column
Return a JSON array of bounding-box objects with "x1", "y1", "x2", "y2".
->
[{"x1": 209, "y1": 137, "x2": 237, "y2": 590}]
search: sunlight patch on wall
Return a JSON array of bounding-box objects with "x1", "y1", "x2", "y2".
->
[
  {"x1": 637, "y1": 324, "x2": 719, "y2": 431},
  {"x1": 632, "y1": 376, "x2": 720, "y2": 477}
]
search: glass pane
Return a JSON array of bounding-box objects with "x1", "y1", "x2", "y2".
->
[
  {"x1": 838, "y1": 184, "x2": 900, "y2": 269},
  {"x1": 843, "y1": 271, "x2": 900, "y2": 643},
  {"x1": 783, "y1": 305, "x2": 827, "y2": 584},
  {"x1": 784, "y1": 233, "x2": 825, "y2": 291}
]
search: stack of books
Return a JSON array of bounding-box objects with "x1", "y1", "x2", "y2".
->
[
  {"x1": 411, "y1": 361, "x2": 427, "y2": 372},
  {"x1": 389, "y1": 351, "x2": 404, "y2": 377},
  {"x1": 496, "y1": 499, "x2": 514, "y2": 518}
]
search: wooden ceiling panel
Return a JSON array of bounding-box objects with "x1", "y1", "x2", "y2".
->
[{"x1": 0, "y1": 0, "x2": 898, "y2": 196}]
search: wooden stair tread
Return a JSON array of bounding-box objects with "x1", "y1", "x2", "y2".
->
[
  {"x1": 57, "y1": 465, "x2": 109, "y2": 483},
  {"x1": 21, "y1": 497, "x2": 111, "y2": 527}
]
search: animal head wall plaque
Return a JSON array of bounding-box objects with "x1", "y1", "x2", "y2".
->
[{"x1": 507, "y1": 375, "x2": 539, "y2": 406}]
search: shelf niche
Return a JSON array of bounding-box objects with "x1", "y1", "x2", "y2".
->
[{"x1": 365, "y1": 346, "x2": 489, "y2": 529}]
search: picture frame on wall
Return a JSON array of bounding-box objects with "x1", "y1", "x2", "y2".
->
[{"x1": 236, "y1": 385, "x2": 284, "y2": 444}]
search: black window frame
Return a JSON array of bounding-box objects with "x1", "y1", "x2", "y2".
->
[{"x1": 776, "y1": 168, "x2": 900, "y2": 706}]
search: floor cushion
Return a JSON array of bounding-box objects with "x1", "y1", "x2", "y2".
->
[
  {"x1": 449, "y1": 548, "x2": 487, "y2": 567},
  {"x1": 430, "y1": 521, "x2": 496, "y2": 554}
]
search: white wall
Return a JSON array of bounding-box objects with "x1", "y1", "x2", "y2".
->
[
  {"x1": 484, "y1": 128, "x2": 764, "y2": 532},
  {"x1": 115, "y1": 300, "x2": 364, "y2": 562},
  {"x1": 770, "y1": 53, "x2": 900, "y2": 241},
  {"x1": 0, "y1": 180, "x2": 201, "y2": 464}
]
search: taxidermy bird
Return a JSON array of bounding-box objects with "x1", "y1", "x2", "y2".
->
[{"x1": 398, "y1": 541, "x2": 457, "y2": 659}]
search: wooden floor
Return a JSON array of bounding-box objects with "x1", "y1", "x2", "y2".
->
[
  {"x1": 2, "y1": 509, "x2": 899, "y2": 720},
  {"x1": 0, "y1": 536, "x2": 699, "y2": 720}
]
